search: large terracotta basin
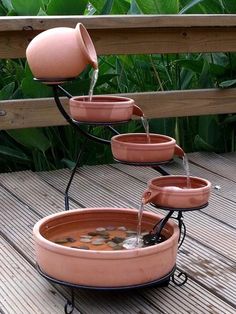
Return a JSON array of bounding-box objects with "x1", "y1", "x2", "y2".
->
[
  {"x1": 111, "y1": 133, "x2": 184, "y2": 163},
  {"x1": 69, "y1": 95, "x2": 143, "y2": 122},
  {"x1": 143, "y1": 176, "x2": 211, "y2": 209},
  {"x1": 33, "y1": 208, "x2": 179, "y2": 287}
]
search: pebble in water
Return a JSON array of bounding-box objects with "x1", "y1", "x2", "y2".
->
[
  {"x1": 106, "y1": 226, "x2": 116, "y2": 231},
  {"x1": 107, "y1": 241, "x2": 118, "y2": 248},
  {"x1": 66, "y1": 237, "x2": 76, "y2": 243},
  {"x1": 54, "y1": 238, "x2": 69, "y2": 244},
  {"x1": 118, "y1": 226, "x2": 127, "y2": 231},
  {"x1": 112, "y1": 237, "x2": 125, "y2": 244},
  {"x1": 80, "y1": 235, "x2": 93, "y2": 239},
  {"x1": 54, "y1": 237, "x2": 76, "y2": 244},
  {"x1": 80, "y1": 238, "x2": 92, "y2": 243},
  {"x1": 71, "y1": 245, "x2": 90, "y2": 250},
  {"x1": 96, "y1": 227, "x2": 106, "y2": 232},
  {"x1": 88, "y1": 231, "x2": 98, "y2": 236},
  {"x1": 126, "y1": 230, "x2": 137, "y2": 236},
  {"x1": 92, "y1": 239, "x2": 105, "y2": 246}
]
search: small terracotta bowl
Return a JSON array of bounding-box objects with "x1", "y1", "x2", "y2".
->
[
  {"x1": 142, "y1": 176, "x2": 211, "y2": 209},
  {"x1": 69, "y1": 95, "x2": 143, "y2": 122},
  {"x1": 111, "y1": 133, "x2": 184, "y2": 163},
  {"x1": 33, "y1": 208, "x2": 179, "y2": 287}
]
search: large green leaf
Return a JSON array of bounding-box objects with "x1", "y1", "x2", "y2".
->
[
  {"x1": 223, "y1": 0, "x2": 236, "y2": 13},
  {"x1": 46, "y1": 0, "x2": 88, "y2": 15},
  {"x1": 136, "y1": 0, "x2": 179, "y2": 14},
  {"x1": 12, "y1": 0, "x2": 41, "y2": 15},
  {"x1": 199, "y1": 59, "x2": 212, "y2": 88},
  {"x1": 21, "y1": 63, "x2": 52, "y2": 98},
  {"x1": 0, "y1": 145, "x2": 30, "y2": 161},
  {"x1": 129, "y1": 0, "x2": 141, "y2": 14},
  {"x1": 180, "y1": 0, "x2": 224, "y2": 14},
  {"x1": 21, "y1": 77, "x2": 52, "y2": 98},
  {"x1": 101, "y1": 0, "x2": 114, "y2": 14},
  {"x1": 219, "y1": 79, "x2": 236, "y2": 89},
  {"x1": 2, "y1": 0, "x2": 13, "y2": 11},
  {"x1": 194, "y1": 134, "x2": 216, "y2": 151},
  {"x1": 90, "y1": 0, "x2": 130, "y2": 14},
  {"x1": 0, "y1": 82, "x2": 15, "y2": 100},
  {"x1": 7, "y1": 128, "x2": 51, "y2": 153}
]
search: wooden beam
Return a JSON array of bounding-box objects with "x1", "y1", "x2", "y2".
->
[
  {"x1": 1, "y1": 15, "x2": 236, "y2": 31},
  {"x1": 1, "y1": 15, "x2": 236, "y2": 58},
  {"x1": 1, "y1": 88, "x2": 236, "y2": 130}
]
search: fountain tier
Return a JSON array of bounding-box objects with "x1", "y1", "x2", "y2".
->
[{"x1": 33, "y1": 208, "x2": 179, "y2": 287}]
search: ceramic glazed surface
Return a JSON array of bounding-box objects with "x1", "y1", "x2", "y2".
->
[
  {"x1": 111, "y1": 133, "x2": 184, "y2": 163},
  {"x1": 26, "y1": 23, "x2": 97, "y2": 80},
  {"x1": 33, "y1": 208, "x2": 179, "y2": 287},
  {"x1": 69, "y1": 95, "x2": 143, "y2": 122},
  {"x1": 143, "y1": 176, "x2": 211, "y2": 209}
]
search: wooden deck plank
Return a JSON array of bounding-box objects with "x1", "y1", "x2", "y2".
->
[
  {"x1": 0, "y1": 236, "x2": 80, "y2": 314},
  {"x1": 222, "y1": 152, "x2": 236, "y2": 162},
  {"x1": 0, "y1": 170, "x2": 79, "y2": 216},
  {"x1": 188, "y1": 152, "x2": 236, "y2": 183}
]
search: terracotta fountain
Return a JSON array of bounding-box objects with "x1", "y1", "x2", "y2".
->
[{"x1": 27, "y1": 23, "x2": 211, "y2": 313}]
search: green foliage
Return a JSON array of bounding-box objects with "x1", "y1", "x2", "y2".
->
[
  {"x1": 0, "y1": 0, "x2": 235, "y2": 172},
  {"x1": 136, "y1": 0, "x2": 179, "y2": 14},
  {"x1": 11, "y1": 0, "x2": 41, "y2": 15},
  {"x1": 46, "y1": 0, "x2": 88, "y2": 15}
]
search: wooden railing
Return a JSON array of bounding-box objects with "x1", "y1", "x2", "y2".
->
[{"x1": 1, "y1": 15, "x2": 236, "y2": 129}]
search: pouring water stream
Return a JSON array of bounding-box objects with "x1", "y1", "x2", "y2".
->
[{"x1": 89, "y1": 68, "x2": 99, "y2": 101}]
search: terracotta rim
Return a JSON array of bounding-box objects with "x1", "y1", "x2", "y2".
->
[
  {"x1": 111, "y1": 133, "x2": 176, "y2": 148},
  {"x1": 75, "y1": 23, "x2": 98, "y2": 69},
  {"x1": 148, "y1": 175, "x2": 211, "y2": 194},
  {"x1": 33, "y1": 208, "x2": 179, "y2": 259},
  {"x1": 70, "y1": 95, "x2": 135, "y2": 107}
]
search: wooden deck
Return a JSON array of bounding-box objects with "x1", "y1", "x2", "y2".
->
[{"x1": 1, "y1": 152, "x2": 236, "y2": 314}]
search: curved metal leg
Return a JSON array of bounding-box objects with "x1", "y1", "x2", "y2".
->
[
  {"x1": 171, "y1": 269, "x2": 188, "y2": 286},
  {"x1": 65, "y1": 137, "x2": 88, "y2": 210},
  {"x1": 143, "y1": 211, "x2": 173, "y2": 246},
  {"x1": 64, "y1": 288, "x2": 75, "y2": 314}
]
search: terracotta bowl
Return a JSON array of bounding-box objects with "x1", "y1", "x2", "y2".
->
[
  {"x1": 69, "y1": 95, "x2": 143, "y2": 122},
  {"x1": 143, "y1": 176, "x2": 211, "y2": 209},
  {"x1": 33, "y1": 208, "x2": 179, "y2": 287},
  {"x1": 111, "y1": 133, "x2": 184, "y2": 163}
]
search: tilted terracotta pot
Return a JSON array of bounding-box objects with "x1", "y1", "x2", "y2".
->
[
  {"x1": 26, "y1": 23, "x2": 97, "y2": 81},
  {"x1": 142, "y1": 176, "x2": 211, "y2": 209},
  {"x1": 69, "y1": 95, "x2": 143, "y2": 122},
  {"x1": 111, "y1": 133, "x2": 184, "y2": 163},
  {"x1": 33, "y1": 208, "x2": 179, "y2": 287}
]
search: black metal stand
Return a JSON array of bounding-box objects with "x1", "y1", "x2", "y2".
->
[
  {"x1": 51, "y1": 84, "x2": 131, "y2": 210},
  {"x1": 34, "y1": 81, "x2": 208, "y2": 312},
  {"x1": 36, "y1": 264, "x2": 187, "y2": 313}
]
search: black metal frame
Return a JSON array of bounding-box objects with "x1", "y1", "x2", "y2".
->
[
  {"x1": 37, "y1": 264, "x2": 187, "y2": 314},
  {"x1": 34, "y1": 81, "x2": 208, "y2": 313}
]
